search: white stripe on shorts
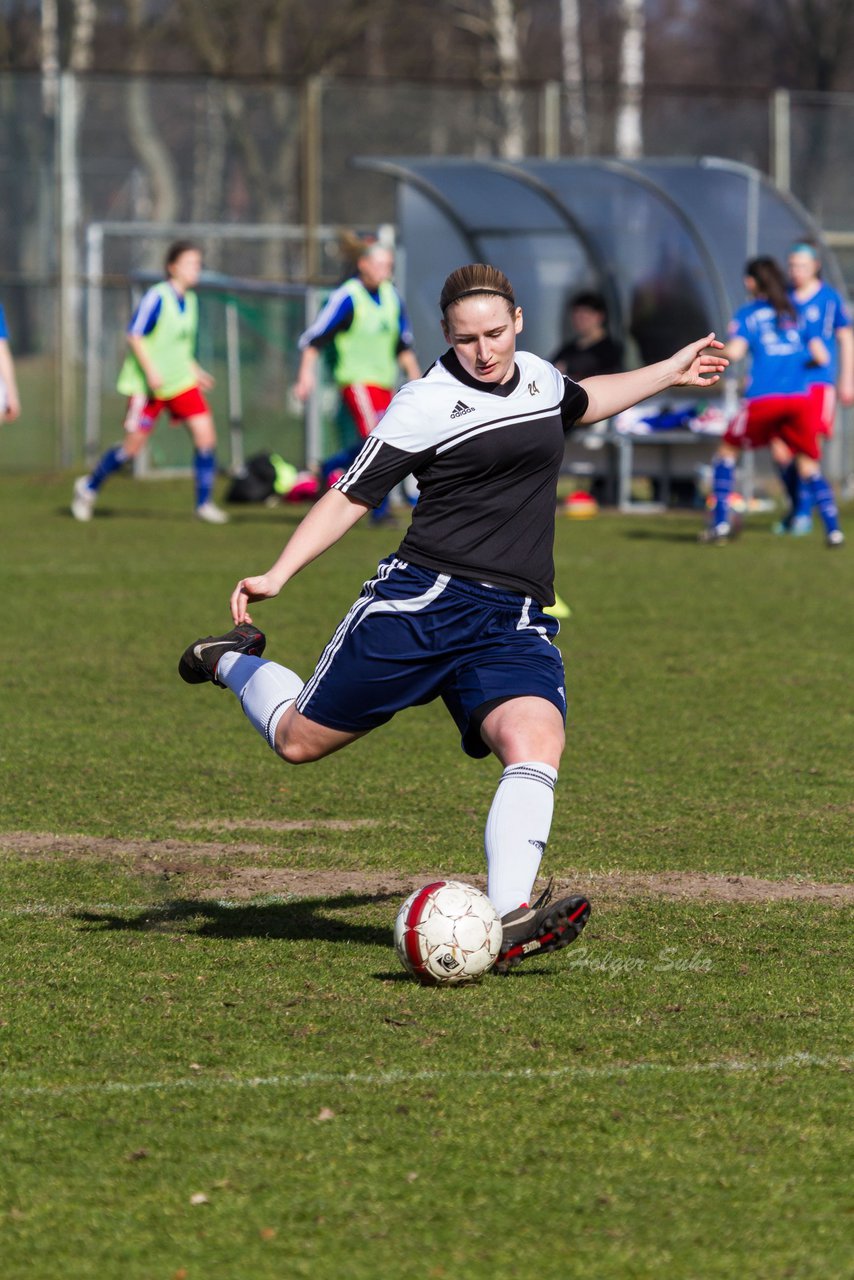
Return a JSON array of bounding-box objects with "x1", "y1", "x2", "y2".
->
[
  {"x1": 516, "y1": 596, "x2": 550, "y2": 642},
  {"x1": 296, "y1": 560, "x2": 448, "y2": 712},
  {"x1": 297, "y1": 558, "x2": 397, "y2": 709}
]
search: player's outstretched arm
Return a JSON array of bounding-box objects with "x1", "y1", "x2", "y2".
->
[
  {"x1": 230, "y1": 487, "x2": 371, "y2": 624},
  {"x1": 294, "y1": 346, "x2": 319, "y2": 402},
  {"x1": 836, "y1": 325, "x2": 854, "y2": 405},
  {"x1": 0, "y1": 339, "x2": 20, "y2": 421},
  {"x1": 577, "y1": 334, "x2": 727, "y2": 425}
]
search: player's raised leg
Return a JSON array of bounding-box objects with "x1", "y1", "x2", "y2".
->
[{"x1": 178, "y1": 624, "x2": 364, "y2": 761}]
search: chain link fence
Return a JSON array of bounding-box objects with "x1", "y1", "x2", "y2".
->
[{"x1": 1, "y1": 70, "x2": 853, "y2": 473}]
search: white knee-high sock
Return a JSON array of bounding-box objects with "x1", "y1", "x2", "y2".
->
[
  {"x1": 216, "y1": 653, "x2": 303, "y2": 750},
  {"x1": 485, "y1": 762, "x2": 557, "y2": 917}
]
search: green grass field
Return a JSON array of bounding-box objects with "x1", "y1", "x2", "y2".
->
[{"x1": 1, "y1": 472, "x2": 851, "y2": 1279}]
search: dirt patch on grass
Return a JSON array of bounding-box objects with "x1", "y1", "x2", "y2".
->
[
  {"x1": 198, "y1": 866, "x2": 854, "y2": 906},
  {"x1": 179, "y1": 819, "x2": 381, "y2": 832},
  {"x1": 0, "y1": 831, "x2": 276, "y2": 878},
  {"x1": 573, "y1": 869, "x2": 853, "y2": 905},
  {"x1": 1, "y1": 831, "x2": 849, "y2": 905}
]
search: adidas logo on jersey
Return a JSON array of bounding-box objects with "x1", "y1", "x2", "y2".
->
[{"x1": 450, "y1": 399, "x2": 475, "y2": 419}]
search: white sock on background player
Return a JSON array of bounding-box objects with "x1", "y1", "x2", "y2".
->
[
  {"x1": 217, "y1": 653, "x2": 303, "y2": 750},
  {"x1": 484, "y1": 762, "x2": 557, "y2": 917}
]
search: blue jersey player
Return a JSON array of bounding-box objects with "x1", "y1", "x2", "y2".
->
[
  {"x1": 701, "y1": 257, "x2": 842, "y2": 546},
  {"x1": 179, "y1": 263, "x2": 727, "y2": 974},
  {"x1": 771, "y1": 239, "x2": 854, "y2": 532}
]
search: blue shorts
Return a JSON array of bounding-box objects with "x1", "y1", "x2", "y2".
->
[{"x1": 296, "y1": 557, "x2": 567, "y2": 758}]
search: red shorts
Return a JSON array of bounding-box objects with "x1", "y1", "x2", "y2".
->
[
  {"x1": 809, "y1": 382, "x2": 836, "y2": 438},
  {"x1": 723, "y1": 392, "x2": 822, "y2": 462},
  {"x1": 124, "y1": 386, "x2": 210, "y2": 433},
  {"x1": 340, "y1": 384, "x2": 394, "y2": 439}
]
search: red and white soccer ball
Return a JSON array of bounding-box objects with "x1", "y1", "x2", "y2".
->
[{"x1": 394, "y1": 880, "x2": 503, "y2": 985}]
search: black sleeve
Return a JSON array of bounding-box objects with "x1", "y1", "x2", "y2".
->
[{"x1": 560, "y1": 377, "x2": 589, "y2": 433}]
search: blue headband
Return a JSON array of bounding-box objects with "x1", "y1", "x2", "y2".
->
[{"x1": 790, "y1": 242, "x2": 820, "y2": 260}]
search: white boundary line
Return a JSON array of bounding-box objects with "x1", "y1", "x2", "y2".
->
[{"x1": 3, "y1": 1054, "x2": 848, "y2": 1101}]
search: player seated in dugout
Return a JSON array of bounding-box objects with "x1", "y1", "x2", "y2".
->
[{"x1": 550, "y1": 291, "x2": 623, "y2": 381}]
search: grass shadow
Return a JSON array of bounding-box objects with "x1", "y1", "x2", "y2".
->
[
  {"x1": 371, "y1": 967, "x2": 545, "y2": 983},
  {"x1": 57, "y1": 505, "x2": 189, "y2": 523},
  {"x1": 74, "y1": 891, "x2": 396, "y2": 947},
  {"x1": 622, "y1": 524, "x2": 765, "y2": 543},
  {"x1": 622, "y1": 527, "x2": 708, "y2": 543}
]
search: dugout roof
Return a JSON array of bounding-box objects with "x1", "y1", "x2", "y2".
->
[{"x1": 357, "y1": 156, "x2": 837, "y2": 370}]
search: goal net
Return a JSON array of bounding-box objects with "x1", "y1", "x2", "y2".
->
[{"x1": 84, "y1": 221, "x2": 353, "y2": 478}]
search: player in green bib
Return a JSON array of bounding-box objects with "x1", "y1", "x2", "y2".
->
[
  {"x1": 295, "y1": 235, "x2": 420, "y2": 524},
  {"x1": 71, "y1": 240, "x2": 228, "y2": 524}
]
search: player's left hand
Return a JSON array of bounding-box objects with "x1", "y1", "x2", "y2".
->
[
  {"x1": 230, "y1": 573, "x2": 281, "y2": 625},
  {"x1": 837, "y1": 378, "x2": 854, "y2": 407},
  {"x1": 669, "y1": 334, "x2": 728, "y2": 388},
  {"x1": 196, "y1": 368, "x2": 216, "y2": 391}
]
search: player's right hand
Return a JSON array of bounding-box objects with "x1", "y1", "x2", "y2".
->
[{"x1": 230, "y1": 574, "x2": 280, "y2": 625}]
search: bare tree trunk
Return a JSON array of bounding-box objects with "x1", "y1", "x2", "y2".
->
[
  {"x1": 782, "y1": 0, "x2": 854, "y2": 217},
  {"x1": 125, "y1": 0, "x2": 180, "y2": 223},
  {"x1": 560, "y1": 0, "x2": 587, "y2": 155},
  {"x1": 429, "y1": 25, "x2": 454, "y2": 155},
  {"x1": 40, "y1": 0, "x2": 59, "y2": 115},
  {"x1": 615, "y1": 0, "x2": 644, "y2": 159},
  {"x1": 191, "y1": 81, "x2": 227, "y2": 239},
  {"x1": 491, "y1": 0, "x2": 525, "y2": 158},
  {"x1": 70, "y1": 0, "x2": 97, "y2": 71},
  {"x1": 125, "y1": 78, "x2": 180, "y2": 222}
]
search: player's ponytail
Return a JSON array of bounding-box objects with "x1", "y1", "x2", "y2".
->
[
  {"x1": 339, "y1": 230, "x2": 388, "y2": 269},
  {"x1": 746, "y1": 256, "x2": 796, "y2": 323},
  {"x1": 440, "y1": 265, "x2": 516, "y2": 314}
]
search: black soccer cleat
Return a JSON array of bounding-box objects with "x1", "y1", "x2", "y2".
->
[
  {"x1": 494, "y1": 880, "x2": 591, "y2": 975},
  {"x1": 178, "y1": 624, "x2": 267, "y2": 687}
]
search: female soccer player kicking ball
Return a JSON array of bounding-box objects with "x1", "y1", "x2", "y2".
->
[{"x1": 179, "y1": 264, "x2": 727, "y2": 973}]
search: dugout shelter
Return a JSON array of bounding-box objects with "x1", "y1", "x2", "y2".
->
[{"x1": 357, "y1": 155, "x2": 842, "y2": 372}]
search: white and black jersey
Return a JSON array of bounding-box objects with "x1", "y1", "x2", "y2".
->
[{"x1": 333, "y1": 349, "x2": 589, "y2": 604}]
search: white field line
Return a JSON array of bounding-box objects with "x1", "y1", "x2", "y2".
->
[{"x1": 3, "y1": 1054, "x2": 849, "y2": 1102}]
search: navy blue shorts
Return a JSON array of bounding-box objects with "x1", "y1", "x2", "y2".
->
[{"x1": 296, "y1": 557, "x2": 566, "y2": 758}]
